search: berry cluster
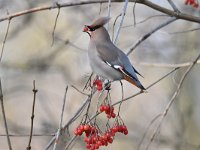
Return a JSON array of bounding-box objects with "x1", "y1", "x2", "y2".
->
[
  {"x1": 100, "y1": 104, "x2": 116, "y2": 119},
  {"x1": 185, "y1": 0, "x2": 199, "y2": 8},
  {"x1": 93, "y1": 79, "x2": 103, "y2": 91},
  {"x1": 110, "y1": 124, "x2": 128, "y2": 135},
  {"x1": 74, "y1": 124, "x2": 95, "y2": 136},
  {"x1": 74, "y1": 123, "x2": 128, "y2": 150}
]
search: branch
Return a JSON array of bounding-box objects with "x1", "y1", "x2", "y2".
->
[
  {"x1": 106, "y1": 0, "x2": 112, "y2": 30},
  {"x1": 139, "y1": 59, "x2": 200, "y2": 68},
  {"x1": 126, "y1": 17, "x2": 176, "y2": 55},
  {"x1": 45, "y1": 94, "x2": 92, "y2": 150},
  {"x1": 26, "y1": 80, "x2": 38, "y2": 150},
  {"x1": 51, "y1": 3, "x2": 61, "y2": 46},
  {"x1": 166, "y1": 0, "x2": 180, "y2": 12},
  {"x1": 0, "y1": 0, "x2": 200, "y2": 24},
  {"x1": 0, "y1": 19, "x2": 11, "y2": 62},
  {"x1": 53, "y1": 86, "x2": 68, "y2": 150},
  {"x1": 0, "y1": 79, "x2": 12, "y2": 150},
  {"x1": 145, "y1": 53, "x2": 200, "y2": 150},
  {"x1": 113, "y1": 0, "x2": 129, "y2": 44}
]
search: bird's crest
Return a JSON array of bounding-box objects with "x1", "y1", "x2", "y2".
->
[{"x1": 90, "y1": 17, "x2": 110, "y2": 29}]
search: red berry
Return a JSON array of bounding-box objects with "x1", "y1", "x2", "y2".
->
[
  {"x1": 106, "y1": 132, "x2": 111, "y2": 139},
  {"x1": 96, "y1": 85, "x2": 103, "y2": 91},
  {"x1": 74, "y1": 129, "x2": 78, "y2": 135},
  {"x1": 86, "y1": 144, "x2": 91, "y2": 149},
  {"x1": 93, "y1": 136, "x2": 97, "y2": 142},
  {"x1": 102, "y1": 134, "x2": 107, "y2": 141},
  {"x1": 108, "y1": 138, "x2": 113, "y2": 143},
  {"x1": 84, "y1": 124, "x2": 90, "y2": 131},
  {"x1": 85, "y1": 130, "x2": 91, "y2": 137},
  {"x1": 79, "y1": 125, "x2": 84, "y2": 131},
  {"x1": 122, "y1": 125, "x2": 127, "y2": 131},
  {"x1": 100, "y1": 105, "x2": 105, "y2": 112},
  {"x1": 77, "y1": 129, "x2": 83, "y2": 135},
  {"x1": 84, "y1": 137, "x2": 89, "y2": 143},
  {"x1": 97, "y1": 140, "x2": 102, "y2": 146},
  {"x1": 111, "y1": 113, "x2": 116, "y2": 118},
  {"x1": 124, "y1": 130, "x2": 128, "y2": 135},
  {"x1": 90, "y1": 144, "x2": 95, "y2": 150},
  {"x1": 95, "y1": 143, "x2": 99, "y2": 149},
  {"x1": 112, "y1": 127, "x2": 118, "y2": 133}
]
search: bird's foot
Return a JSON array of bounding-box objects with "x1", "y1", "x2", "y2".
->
[{"x1": 104, "y1": 80, "x2": 111, "y2": 91}]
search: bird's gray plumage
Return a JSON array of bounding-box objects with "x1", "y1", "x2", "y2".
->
[{"x1": 84, "y1": 17, "x2": 145, "y2": 90}]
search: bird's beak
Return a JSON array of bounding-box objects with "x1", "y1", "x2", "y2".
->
[{"x1": 83, "y1": 25, "x2": 89, "y2": 32}]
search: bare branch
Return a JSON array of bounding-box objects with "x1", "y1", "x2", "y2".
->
[
  {"x1": 45, "y1": 95, "x2": 91, "y2": 150},
  {"x1": 113, "y1": 0, "x2": 129, "y2": 44},
  {"x1": 145, "y1": 53, "x2": 200, "y2": 150},
  {"x1": 136, "y1": 114, "x2": 162, "y2": 150},
  {"x1": 71, "y1": 85, "x2": 89, "y2": 96},
  {"x1": 140, "y1": 59, "x2": 200, "y2": 68},
  {"x1": 126, "y1": 17, "x2": 176, "y2": 55},
  {"x1": 51, "y1": 3, "x2": 61, "y2": 46},
  {"x1": 0, "y1": 19, "x2": 11, "y2": 62},
  {"x1": 106, "y1": 0, "x2": 112, "y2": 30},
  {"x1": 0, "y1": 0, "x2": 200, "y2": 24},
  {"x1": 0, "y1": 133, "x2": 55, "y2": 137},
  {"x1": 168, "y1": 27, "x2": 200, "y2": 34},
  {"x1": 0, "y1": 79, "x2": 12, "y2": 150},
  {"x1": 166, "y1": 0, "x2": 180, "y2": 12},
  {"x1": 122, "y1": 15, "x2": 168, "y2": 28},
  {"x1": 53, "y1": 86, "x2": 68, "y2": 150},
  {"x1": 112, "y1": 14, "x2": 121, "y2": 41},
  {"x1": 27, "y1": 80, "x2": 38, "y2": 150}
]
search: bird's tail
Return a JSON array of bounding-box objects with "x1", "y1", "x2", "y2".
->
[{"x1": 124, "y1": 75, "x2": 146, "y2": 91}]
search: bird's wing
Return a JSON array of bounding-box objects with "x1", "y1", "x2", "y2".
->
[
  {"x1": 95, "y1": 43, "x2": 145, "y2": 90},
  {"x1": 95, "y1": 43, "x2": 141, "y2": 80}
]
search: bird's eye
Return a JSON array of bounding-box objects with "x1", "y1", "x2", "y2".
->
[
  {"x1": 90, "y1": 28, "x2": 95, "y2": 31},
  {"x1": 88, "y1": 27, "x2": 96, "y2": 31}
]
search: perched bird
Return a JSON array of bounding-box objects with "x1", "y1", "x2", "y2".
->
[{"x1": 83, "y1": 17, "x2": 145, "y2": 90}]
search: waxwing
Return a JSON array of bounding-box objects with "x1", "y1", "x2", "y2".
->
[{"x1": 83, "y1": 17, "x2": 145, "y2": 90}]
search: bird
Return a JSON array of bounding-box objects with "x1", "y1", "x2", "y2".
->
[{"x1": 83, "y1": 17, "x2": 145, "y2": 91}]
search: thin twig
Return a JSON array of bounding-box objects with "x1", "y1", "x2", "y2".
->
[
  {"x1": 136, "y1": 114, "x2": 162, "y2": 150},
  {"x1": 140, "y1": 59, "x2": 200, "y2": 68},
  {"x1": 51, "y1": 3, "x2": 61, "y2": 46},
  {"x1": 166, "y1": 0, "x2": 180, "y2": 12},
  {"x1": 113, "y1": 0, "x2": 129, "y2": 44},
  {"x1": 53, "y1": 86, "x2": 68, "y2": 150},
  {"x1": 0, "y1": 79, "x2": 12, "y2": 150},
  {"x1": 27, "y1": 80, "x2": 38, "y2": 150},
  {"x1": 0, "y1": 19, "x2": 11, "y2": 62},
  {"x1": 0, "y1": 134, "x2": 55, "y2": 137},
  {"x1": 145, "y1": 53, "x2": 200, "y2": 150},
  {"x1": 83, "y1": 72, "x2": 93, "y2": 91},
  {"x1": 126, "y1": 17, "x2": 176, "y2": 55},
  {"x1": 133, "y1": 2, "x2": 137, "y2": 26},
  {"x1": 168, "y1": 27, "x2": 200, "y2": 34},
  {"x1": 122, "y1": 15, "x2": 168, "y2": 28},
  {"x1": 117, "y1": 81, "x2": 124, "y2": 116},
  {"x1": 112, "y1": 14, "x2": 121, "y2": 41},
  {"x1": 45, "y1": 95, "x2": 91, "y2": 150},
  {"x1": 106, "y1": 0, "x2": 112, "y2": 30},
  {"x1": 60, "y1": 86, "x2": 68, "y2": 128},
  {"x1": 71, "y1": 85, "x2": 89, "y2": 96}
]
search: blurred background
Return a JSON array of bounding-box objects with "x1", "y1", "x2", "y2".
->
[{"x1": 0, "y1": 0, "x2": 200, "y2": 149}]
